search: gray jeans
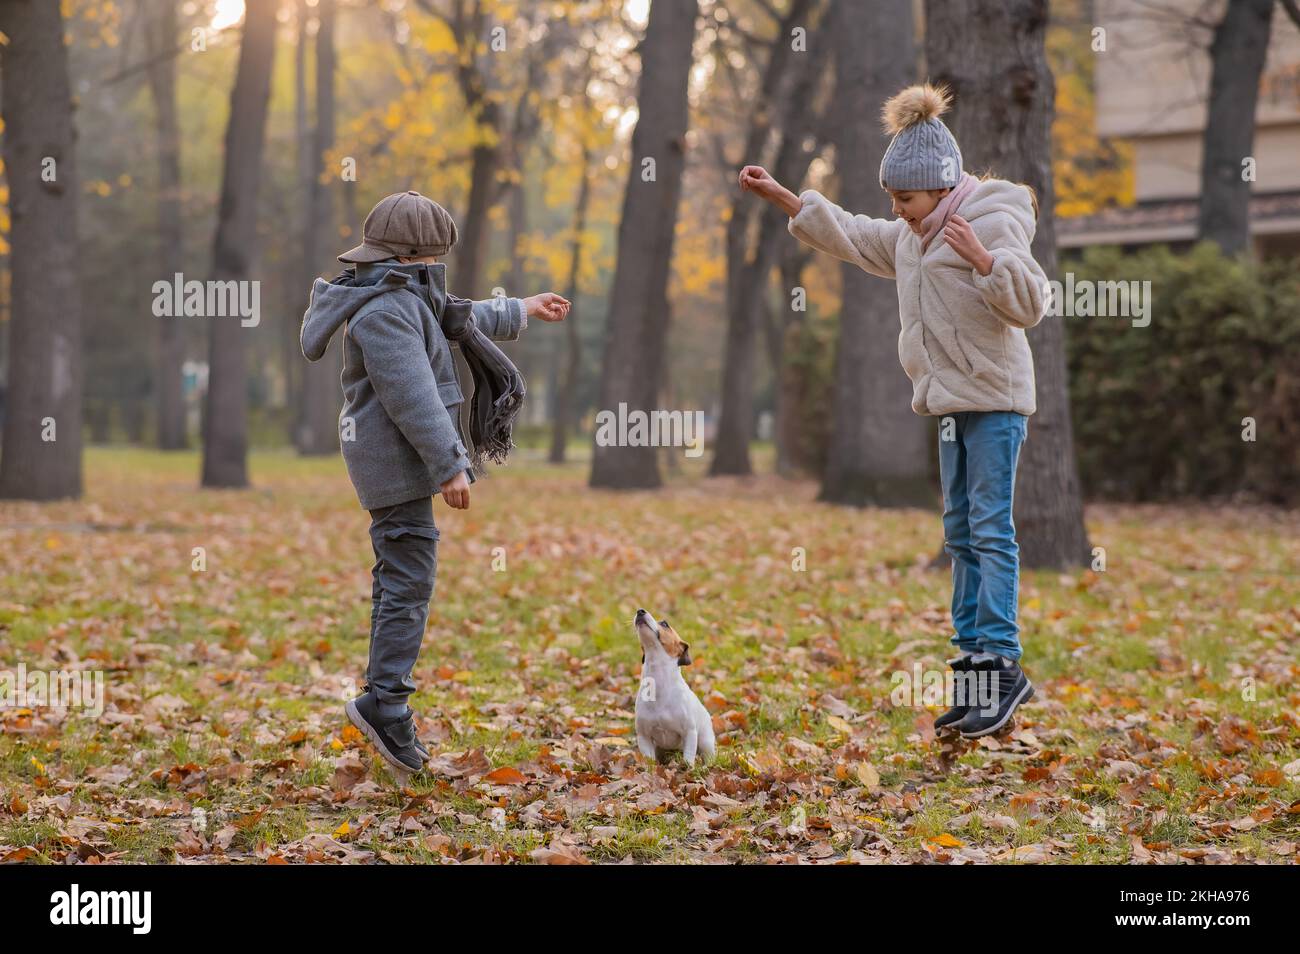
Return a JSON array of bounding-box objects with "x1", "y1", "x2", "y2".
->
[{"x1": 364, "y1": 496, "x2": 438, "y2": 718}]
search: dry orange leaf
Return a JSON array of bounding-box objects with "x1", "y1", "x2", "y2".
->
[{"x1": 483, "y1": 766, "x2": 528, "y2": 785}]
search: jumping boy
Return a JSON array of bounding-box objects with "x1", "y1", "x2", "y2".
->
[{"x1": 302, "y1": 190, "x2": 568, "y2": 774}]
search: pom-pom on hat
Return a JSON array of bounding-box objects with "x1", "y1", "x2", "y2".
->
[{"x1": 878, "y1": 83, "x2": 964, "y2": 192}]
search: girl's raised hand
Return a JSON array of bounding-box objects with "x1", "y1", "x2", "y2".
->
[
  {"x1": 739, "y1": 164, "x2": 775, "y2": 195},
  {"x1": 942, "y1": 215, "x2": 994, "y2": 276},
  {"x1": 739, "y1": 165, "x2": 802, "y2": 217}
]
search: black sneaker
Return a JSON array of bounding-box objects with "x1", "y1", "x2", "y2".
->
[
  {"x1": 360, "y1": 684, "x2": 429, "y2": 761},
  {"x1": 345, "y1": 692, "x2": 424, "y2": 774},
  {"x1": 955, "y1": 654, "x2": 1034, "y2": 738},
  {"x1": 934, "y1": 652, "x2": 976, "y2": 732}
]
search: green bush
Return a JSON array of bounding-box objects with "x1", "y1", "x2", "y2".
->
[{"x1": 1065, "y1": 243, "x2": 1300, "y2": 504}]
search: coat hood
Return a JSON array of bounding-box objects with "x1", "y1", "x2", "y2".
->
[
  {"x1": 956, "y1": 177, "x2": 1038, "y2": 239},
  {"x1": 300, "y1": 261, "x2": 449, "y2": 361}
]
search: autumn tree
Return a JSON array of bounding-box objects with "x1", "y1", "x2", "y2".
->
[
  {"x1": 590, "y1": 0, "x2": 698, "y2": 489},
  {"x1": 0, "y1": 0, "x2": 85, "y2": 500},
  {"x1": 144, "y1": 0, "x2": 186, "y2": 450},
  {"x1": 295, "y1": 0, "x2": 341, "y2": 456},
  {"x1": 546, "y1": 37, "x2": 602, "y2": 465},
  {"x1": 405, "y1": 0, "x2": 555, "y2": 298},
  {"x1": 1047, "y1": 0, "x2": 1133, "y2": 218},
  {"x1": 201, "y1": 0, "x2": 277, "y2": 488},
  {"x1": 709, "y1": 0, "x2": 825, "y2": 477}
]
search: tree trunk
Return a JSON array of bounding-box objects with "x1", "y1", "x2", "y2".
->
[
  {"x1": 290, "y1": 0, "x2": 312, "y2": 448},
  {"x1": 819, "y1": 0, "x2": 931, "y2": 507},
  {"x1": 710, "y1": 0, "x2": 817, "y2": 477},
  {"x1": 296, "y1": 0, "x2": 341, "y2": 456},
  {"x1": 507, "y1": 180, "x2": 527, "y2": 294},
  {"x1": 589, "y1": 0, "x2": 697, "y2": 489},
  {"x1": 200, "y1": 0, "x2": 277, "y2": 489},
  {"x1": 771, "y1": 246, "x2": 810, "y2": 476},
  {"x1": 549, "y1": 142, "x2": 593, "y2": 465},
  {"x1": 283, "y1": 0, "x2": 310, "y2": 446},
  {"x1": 457, "y1": 131, "x2": 500, "y2": 298},
  {"x1": 926, "y1": 0, "x2": 1090, "y2": 568},
  {"x1": 146, "y1": 0, "x2": 187, "y2": 450},
  {"x1": 0, "y1": 0, "x2": 84, "y2": 500},
  {"x1": 1197, "y1": 0, "x2": 1273, "y2": 256}
]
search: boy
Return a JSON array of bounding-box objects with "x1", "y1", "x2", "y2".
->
[{"x1": 301, "y1": 190, "x2": 568, "y2": 773}]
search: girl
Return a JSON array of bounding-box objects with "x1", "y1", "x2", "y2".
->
[{"x1": 740, "y1": 83, "x2": 1047, "y2": 738}]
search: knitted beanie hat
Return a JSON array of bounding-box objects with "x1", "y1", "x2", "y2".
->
[{"x1": 878, "y1": 83, "x2": 964, "y2": 191}]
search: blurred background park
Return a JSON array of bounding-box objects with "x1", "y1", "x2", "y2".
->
[{"x1": 0, "y1": 0, "x2": 1297, "y2": 546}]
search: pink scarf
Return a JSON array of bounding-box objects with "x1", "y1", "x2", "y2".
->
[{"x1": 920, "y1": 172, "x2": 977, "y2": 253}]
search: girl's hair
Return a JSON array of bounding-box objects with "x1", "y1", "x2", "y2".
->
[
  {"x1": 976, "y1": 171, "x2": 1041, "y2": 221},
  {"x1": 1018, "y1": 183, "x2": 1041, "y2": 220}
]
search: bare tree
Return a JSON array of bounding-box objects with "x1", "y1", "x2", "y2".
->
[
  {"x1": 284, "y1": 0, "x2": 311, "y2": 443},
  {"x1": 589, "y1": 0, "x2": 698, "y2": 489},
  {"x1": 709, "y1": 0, "x2": 821, "y2": 477},
  {"x1": 755, "y1": 33, "x2": 832, "y2": 478},
  {"x1": 144, "y1": 0, "x2": 186, "y2": 449},
  {"x1": 548, "y1": 139, "x2": 594, "y2": 464},
  {"x1": 296, "y1": 0, "x2": 342, "y2": 455},
  {"x1": 769, "y1": 241, "x2": 815, "y2": 474},
  {"x1": 411, "y1": 0, "x2": 553, "y2": 297},
  {"x1": 0, "y1": 0, "x2": 84, "y2": 500},
  {"x1": 442, "y1": 0, "x2": 500, "y2": 299},
  {"x1": 1198, "y1": 0, "x2": 1275, "y2": 254},
  {"x1": 200, "y1": 0, "x2": 277, "y2": 488},
  {"x1": 926, "y1": 0, "x2": 1091, "y2": 568},
  {"x1": 818, "y1": 0, "x2": 931, "y2": 507}
]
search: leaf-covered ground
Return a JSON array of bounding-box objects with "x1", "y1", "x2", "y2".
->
[{"x1": 1, "y1": 447, "x2": 1297, "y2": 864}]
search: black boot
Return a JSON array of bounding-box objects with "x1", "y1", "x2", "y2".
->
[
  {"x1": 345, "y1": 691, "x2": 424, "y2": 773},
  {"x1": 955, "y1": 654, "x2": 1034, "y2": 739},
  {"x1": 934, "y1": 652, "x2": 976, "y2": 732},
  {"x1": 360, "y1": 684, "x2": 429, "y2": 761}
]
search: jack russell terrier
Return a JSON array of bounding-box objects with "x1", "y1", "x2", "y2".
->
[{"x1": 633, "y1": 608, "x2": 715, "y2": 766}]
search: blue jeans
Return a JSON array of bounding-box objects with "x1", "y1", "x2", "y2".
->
[{"x1": 938, "y1": 411, "x2": 1028, "y2": 662}]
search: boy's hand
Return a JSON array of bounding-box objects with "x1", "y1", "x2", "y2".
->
[
  {"x1": 738, "y1": 164, "x2": 802, "y2": 217},
  {"x1": 943, "y1": 214, "x2": 994, "y2": 276},
  {"x1": 440, "y1": 471, "x2": 470, "y2": 509},
  {"x1": 523, "y1": 293, "x2": 569, "y2": 322}
]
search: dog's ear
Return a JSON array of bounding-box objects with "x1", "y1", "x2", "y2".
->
[{"x1": 677, "y1": 642, "x2": 691, "y2": 666}]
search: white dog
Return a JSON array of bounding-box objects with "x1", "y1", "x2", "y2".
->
[{"x1": 633, "y1": 608, "x2": 715, "y2": 766}]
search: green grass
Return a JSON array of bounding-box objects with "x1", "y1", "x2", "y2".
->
[{"x1": 0, "y1": 447, "x2": 1297, "y2": 864}]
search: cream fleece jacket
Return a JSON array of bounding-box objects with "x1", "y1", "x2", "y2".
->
[{"x1": 788, "y1": 177, "x2": 1048, "y2": 416}]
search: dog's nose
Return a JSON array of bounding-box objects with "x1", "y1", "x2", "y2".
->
[{"x1": 635, "y1": 608, "x2": 648, "y2": 619}]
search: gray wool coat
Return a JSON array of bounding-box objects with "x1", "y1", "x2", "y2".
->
[{"x1": 301, "y1": 260, "x2": 525, "y2": 509}]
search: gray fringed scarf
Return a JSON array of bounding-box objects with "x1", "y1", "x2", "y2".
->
[
  {"x1": 439, "y1": 292, "x2": 526, "y2": 470},
  {"x1": 330, "y1": 264, "x2": 525, "y2": 472}
]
